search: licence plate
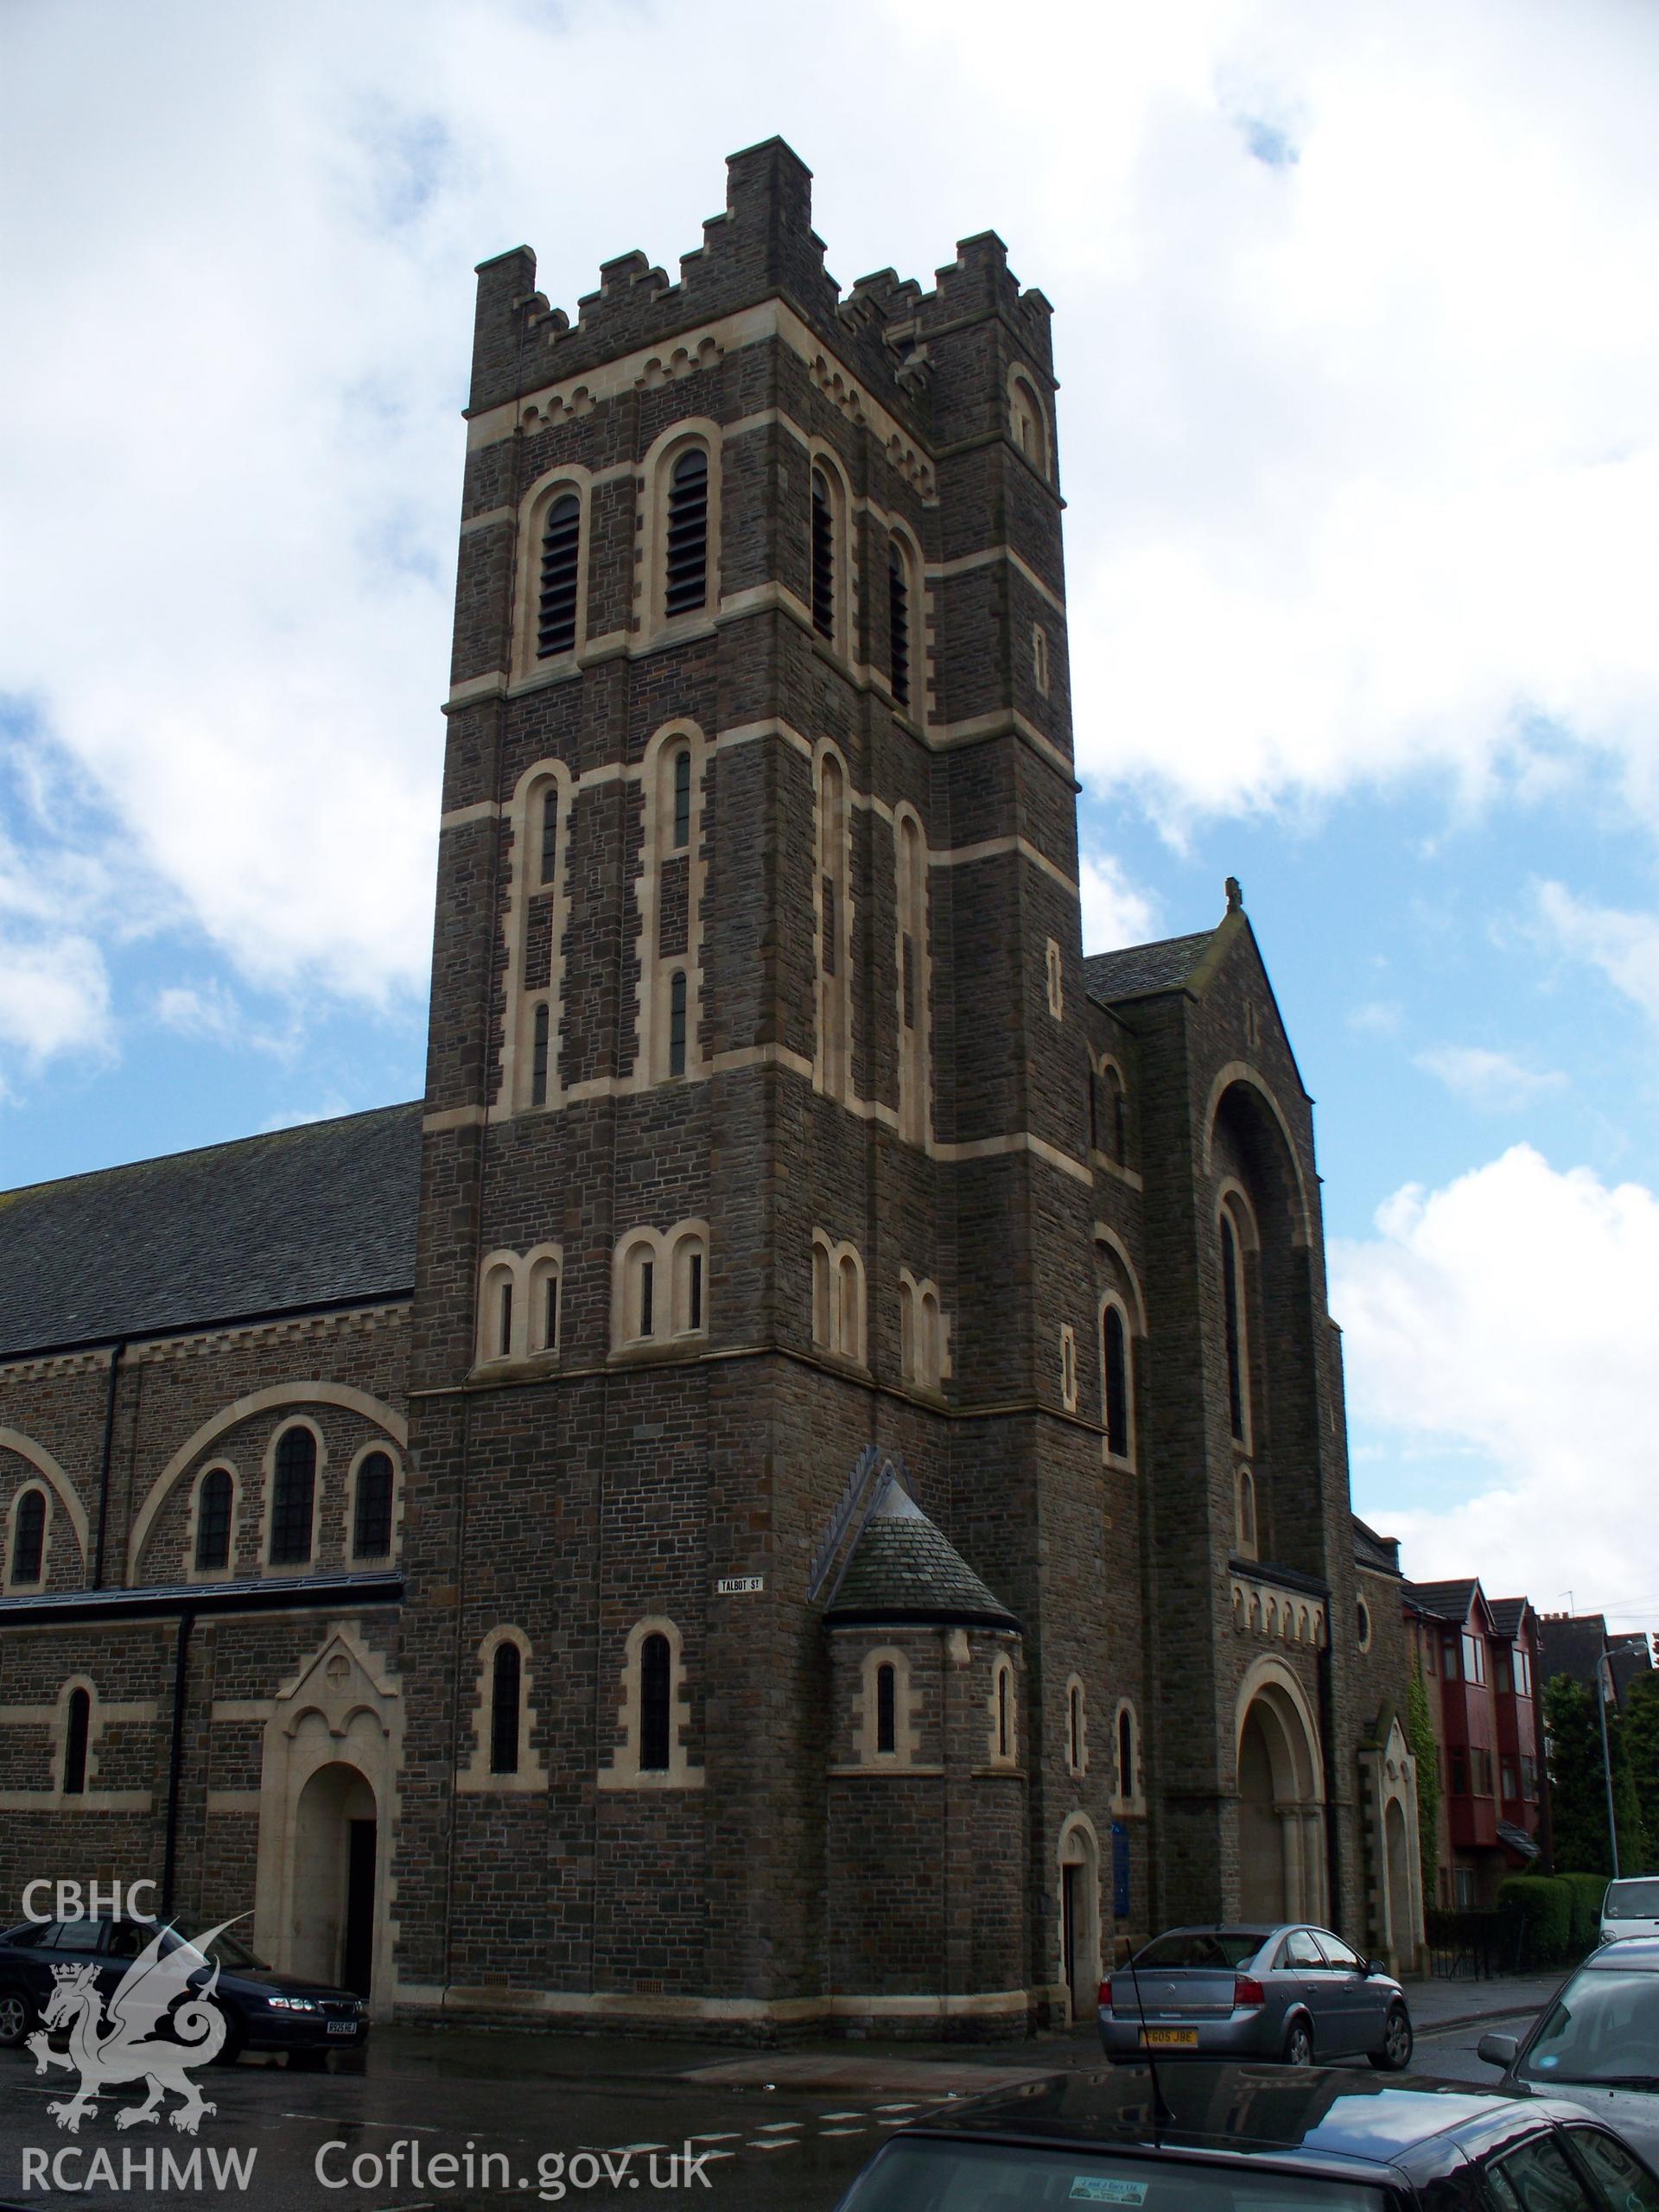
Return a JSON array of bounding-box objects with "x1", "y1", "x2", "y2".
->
[
  {"x1": 326, "y1": 2022, "x2": 359, "y2": 2037},
  {"x1": 1140, "y1": 2029, "x2": 1198, "y2": 2049}
]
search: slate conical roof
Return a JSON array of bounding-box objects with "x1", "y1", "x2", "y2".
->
[{"x1": 824, "y1": 1480, "x2": 1020, "y2": 1632}]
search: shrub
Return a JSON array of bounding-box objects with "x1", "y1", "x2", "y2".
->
[
  {"x1": 1559, "y1": 1870, "x2": 1610, "y2": 1949},
  {"x1": 1497, "y1": 1875, "x2": 1573, "y2": 1966}
]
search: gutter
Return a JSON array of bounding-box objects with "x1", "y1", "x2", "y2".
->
[
  {"x1": 91, "y1": 1338, "x2": 125, "y2": 1589},
  {"x1": 0, "y1": 1570, "x2": 404, "y2": 1629},
  {"x1": 161, "y1": 1609, "x2": 194, "y2": 1916}
]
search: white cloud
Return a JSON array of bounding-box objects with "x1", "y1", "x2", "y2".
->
[
  {"x1": 1347, "y1": 1000, "x2": 1403, "y2": 1038},
  {"x1": 1414, "y1": 1044, "x2": 1566, "y2": 1110},
  {"x1": 0, "y1": 931, "x2": 110, "y2": 1065},
  {"x1": 1537, "y1": 880, "x2": 1659, "y2": 1027},
  {"x1": 1079, "y1": 850, "x2": 1158, "y2": 952},
  {"x1": 1332, "y1": 1146, "x2": 1659, "y2": 1626},
  {"x1": 3, "y1": 0, "x2": 1659, "y2": 1063}
]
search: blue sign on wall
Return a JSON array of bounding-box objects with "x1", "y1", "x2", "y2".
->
[{"x1": 1111, "y1": 1819, "x2": 1130, "y2": 1920}]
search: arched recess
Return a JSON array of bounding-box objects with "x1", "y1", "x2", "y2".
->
[
  {"x1": 126, "y1": 1383, "x2": 406, "y2": 1578},
  {"x1": 1234, "y1": 1655, "x2": 1327, "y2": 1925},
  {"x1": 1058, "y1": 1815, "x2": 1103, "y2": 2024},
  {"x1": 1359, "y1": 1707, "x2": 1424, "y2": 1974},
  {"x1": 252, "y1": 1624, "x2": 402, "y2": 2012},
  {"x1": 0, "y1": 1428, "x2": 89, "y2": 1568},
  {"x1": 1200, "y1": 1064, "x2": 1312, "y2": 1248}
]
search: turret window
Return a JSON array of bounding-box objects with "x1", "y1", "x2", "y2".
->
[
  {"x1": 664, "y1": 448, "x2": 709, "y2": 617},
  {"x1": 536, "y1": 493, "x2": 581, "y2": 658},
  {"x1": 876, "y1": 1663, "x2": 897, "y2": 1755}
]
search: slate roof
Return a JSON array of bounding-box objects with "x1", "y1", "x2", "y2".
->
[
  {"x1": 825, "y1": 1479, "x2": 1020, "y2": 1630},
  {"x1": 1352, "y1": 1516, "x2": 1402, "y2": 1577},
  {"x1": 1405, "y1": 1579, "x2": 1481, "y2": 1624},
  {"x1": 1536, "y1": 1614, "x2": 1616, "y2": 1696},
  {"x1": 1488, "y1": 1598, "x2": 1531, "y2": 1640},
  {"x1": 1083, "y1": 931, "x2": 1217, "y2": 1006},
  {"x1": 0, "y1": 1103, "x2": 422, "y2": 1357}
]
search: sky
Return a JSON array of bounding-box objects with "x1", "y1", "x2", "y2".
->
[{"x1": 3, "y1": 0, "x2": 1658, "y2": 1630}]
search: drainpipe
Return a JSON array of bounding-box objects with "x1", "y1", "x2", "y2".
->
[
  {"x1": 162, "y1": 1609, "x2": 195, "y2": 1916},
  {"x1": 91, "y1": 1339, "x2": 125, "y2": 1590},
  {"x1": 1318, "y1": 1637, "x2": 1344, "y2": 1932}
]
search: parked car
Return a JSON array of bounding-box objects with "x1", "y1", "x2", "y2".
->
[
  {"x1": 1479, "y1": 1935, "x2": 1659, "y2": 2161},
  {"x1": 1599, "y1": 1878, "x2": 1659, "y2": 1946},
  {"x1": 0, "y1": 1916, "x2": 368, "y2": 2065},
  {"x1": 831, "y1": 2060, "x2": 1659, "y2": 2212},
  {"x1": 1098, "y1": 1922, "x2": 1414, "y2": 2069}
]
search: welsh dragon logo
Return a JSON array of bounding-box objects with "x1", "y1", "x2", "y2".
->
[{"x1": 26, "y1": 1917, "x2": 234, "y2": 2135}]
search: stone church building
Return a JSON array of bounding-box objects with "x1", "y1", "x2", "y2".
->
[{"x1": 0, "y1": 142, "x2": 1425, "y2": 2037}]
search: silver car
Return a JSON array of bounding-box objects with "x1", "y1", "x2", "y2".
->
[
  {"x1": 1098, "y1": 1922, "x2": 1414, "y2": 2069},
  {"x1": 1478, "y1": 1936, "x2": 1659, "y2": 2162}
]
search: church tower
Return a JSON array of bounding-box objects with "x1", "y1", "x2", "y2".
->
[{"x1": 393, "y1": 139, "x2": 1109, "y2": 2031}]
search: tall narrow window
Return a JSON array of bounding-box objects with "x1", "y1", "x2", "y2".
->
[
  {"x1": 895, "y1": 813, "x2": 930, "y2": 1144},
  {"x1": 1221, "y1": 1213, "x2": 1246, "y2": 1442},
  {"x1": 539, "y1": 1266, "x2": 560, "y2": 1355},
  {"x1": 640, "y1": 1633, "x2": 672, "y2": 1772},
  {"x1": 876, "y1": 1662, "x2": 897, "y2": 1755},
  {"x1": 672, "y1": 749, "x2": 691, "y2": 850},
  {"x1": 1103, "y1": 1305, "x2": 1130, "y2": 1460},
  {"x1": 539, "y1": 785, "x2": 559, "y2": 884},
  {"x1": 818, "y1": 755, "x2": 850, "y2": 1101},
  {"x1": 353, "y1": 1452, "x2": 394, "y2": 1560},
  {"x1": 888, "y1": 540, "x2": 910, "y2": 707},
  {"x1": 498, "y1": 1276, "x2": 514, "y2": 1360},
  {"x1": 489, "y1": 1643, "x2": 521, "y2": 1775},
  {"x1": 664, "y1": 448, "x2": 709, "y2": 617},
  {"x1": 64, "y1": 1688, "x2": 90, "y2": 1796},
  {"x1": 997, "y1": 1665, "x2": 1012, "y2": 1759},
  {"x1": 1236, "y1": 1468, "x2": 1257, "y2": 1559},
  {"x1": 531, "y1": 1001, "x2": 550, "y2": 1108},
  {"x1": 688, "y1": 1249, "x2": 703, "y2": 1333},
  {"x1": 1069, "y1": 1682, "x2": 1084, "y2": 1771},
  {"x1": 639, "y1": 1257, "x2": 654, "y2": 1340},
  {"x1": 537, "y1": 493, "x2": 580, "y2": 657},
  {"x1": 11, "y1": 1489, "x2": 46, "y2": 1585},
  {"x1": 810, "y1": 467, "x2": 835, "y2": 639},
  {"x1": 270, "y1": 1427, "x2": 315, "y2": 1566},
  {"x1": 1033, "y1": 622, "x2": 1050, "y2": 696},
  {"x1": 668, "y1": 969, "x2": 688, "y2": 1077},
  {"x1": 1118, "y1": 1707, "x2": 1135, "y2": 1802},
  {"x1": 194, "y1": 1470, "x2": 232, "y2": 1573}
]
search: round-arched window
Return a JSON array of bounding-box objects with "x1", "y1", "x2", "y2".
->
[{"x1": 1357, "y1": 1599, "x2": 1373, "y2": 1652}]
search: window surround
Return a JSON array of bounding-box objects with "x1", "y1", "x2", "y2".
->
[
  {"x1": 899, "y1": 1268, "x2": 950, "y2": 1394},
  {"x1": 1065, "y1": 1675, "x2": 1089, "y2": 1777},
  {"x1": 458, "y1": 1625, "x2": 547, "y2": 1793},
  {"x1": 632, "y1": 720, "x2": 709, "y2": 1089},
  {"x1": 499, "y1": 757, "x2": 574, "y2": 1116},
  {"x1": 811, "y1": 1230, "x2": 868, "y2": 1368},
  {"x1": 1008, "y1": 368, "x2": 1052, "y2": 480},
  {"x1": 184, "y1": 1462, "x2": 240, "y2": 1586},
  {"x1": 474, "y1": 1243, "x2": 564, "y2": 1369},
  {"x1": 988, "y1": 1652, "x2": 1020, "y2": 1768},
  {"x1": 611, "y1": 1220, "x2": 710, "y2": 1356},
  {"x1": 259, "y1": 1418, "x2": 325, "y2": 1574},
  {"x1": 1111, "y1": 1698, "x2": 1146, "y2": 1816},
  {"x1": 53, "y1": 1676, "x2": 100, "y2": 1800},
  {"x1": 598, "y1": 1616, "x2": 703, "y2": 1789},
  {"x1": 636, "y1": 422, "x2": 721, "y2": 646},
  {"x1": 805, "y1": 443, "x2": 855, "y2": 663},
  {"x1": 3, "y1": 1481, "x2": 51, "y2": 1592},
  {"x1": 510, "y1": 466, "x2": 593, "y2": 685},
  {"x1": 345, "y1": 1441, "x2": 402, "y2": 1563},
  {"x1": 855, "y1": 1645, "x2": 922, "y2": 1769}
]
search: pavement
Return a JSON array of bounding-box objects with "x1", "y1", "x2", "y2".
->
[{"x1": 0, "y1": 1972, "x2": 1569, "y2": 2210}]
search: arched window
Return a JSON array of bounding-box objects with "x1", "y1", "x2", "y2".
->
[
  {"x1": 640, "y1": 1632, "x2": 672, "y2": 1772},
  {"x1": 1060, "y1": 1324, "x2": 1078, "y2": 1412},
  {"x1": 10, "y1": 1488, "x2": 47, "y2": 1586},
  {"x1": 671, "y1": 748, "x2": 691, "y2": 851},
  {"x1": 489, "y1": 1641, "x2": 522, "y2": 1775},
  {"x1": 498, "y1": 1274, "x2": 515, "y2": 1360},
  {"x1": 810, "y1": 467, "x2": 836, "y2": 638},
  {"x1": 1236, "y1": 1467, "x2": 1257, "y2": 1560},
  {"x1": 668, "y1": 969, "x2": 688, "y2": 1077},
  {"x1": 664, "y1": 448, "x2": 709, "y2": 617},
  {"x1": 1010, "y1": 373, "x2": 1048, "y2": 476},
  {"x1": 1117, "y1": 1706, "x2": 1136, "y2": 1803},
  {"x1": 1033, "y1": 621, "x2": 1050, "y2": 697},
  {"x1": 194, "y1": 1469, "x2": 233, "y2": 1573},
  {"x1": 64, "y1": 1688, "x2": 91, "y2": 1796},
  {"x1": 539, "y1": 785, "x2": 559, "y2": 886},
  {"x1": 613, "y1": 1222, "x2": 708, "y2": 1350},
  {"x1": 270, "y1": 1427, "x2": 315, "y2": 1566},
  {"x1": 353, "y1": 1452, "x2": 394, "y2": 1560},
  {"x1": 1046, "y1": 938, "x2": 1065, "y2": 1020},
  {"x1": 1068, "y1": 1680, "x2": 1086, "y2": 1773},
  {"x1": 1102, "y1": 1304, "x2": 1130, "y2": 1461},
  {"x1": 528, "y1": 1249, "x2": 562, "y2": 1357},
  {"x1": 887, "y1": 539, "x2": 911, "y2": 708},
  {"x1": 894, "y1": 810, "x2": 931, "y2": 1145},
  {"x1": 817, "y1": 753, "x2": 852, "y2": 1102},
  {"x1": 1221, "y1": 1210, "x2": 1249, "y2": 1445},
  {"x1": 838, "y1": 1253, "x2": 861, "y2": 1363},
  {"x1": 537, "y1": 493, "x2": 581, "y2": 658},
  {"x1": 531, "y1": 1001, "x2": 550, "y2": 1107},
  {"x1": 996, "y1": 1661, "x2": 1014, "y2": 1761},
  {"x1": 812, "y1": 1240, "x2": 832, "y2": 1348},
  {"x1": 876, "y1": 1662, "x2": 897, "y2": 1756}
]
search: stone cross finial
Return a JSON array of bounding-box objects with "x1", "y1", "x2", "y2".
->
[{"x1": 1225, "y1": 876, "x2": 1243, "y2": 912}]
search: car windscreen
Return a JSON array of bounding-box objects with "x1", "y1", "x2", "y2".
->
[
  {"x1": 1605, "y1": 1881, "x2": 1659, "y2": 1919},
  {"x1": 163, "y1": 1928, "x2": 271, "y2": 1973},
  {"x1": 1135, "y1": 1931, "x2": 1265, "y2": 1971},
  {"x1": 1518, "y1": 1967, "x2": 1659, "y2": 2086},
  {"x1": 836, "y1": 2140, "x2": 1392, "y2": 2211}
]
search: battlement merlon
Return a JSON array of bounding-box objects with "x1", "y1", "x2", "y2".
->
[{"x1": 464, "y1": 139, "x2": 1055, "y2": 418}]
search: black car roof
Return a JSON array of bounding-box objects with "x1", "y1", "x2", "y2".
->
[{"x1": 907, "y1": 2064, "x2": 1582, "y2": 2178}]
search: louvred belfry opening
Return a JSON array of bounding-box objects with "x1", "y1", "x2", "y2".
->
[
  {"x1": 811, "y1": 467, "x2": 835, "y2": 638},
  {"x1": 888, "y1": 541, "x2": 910, "y2": 706},
  {"x1": 664, "y1": 449, "x2": 709, "y2": 615},
  {"x1": 537, "y1": 494, "x2": 580, "y2": 656}
]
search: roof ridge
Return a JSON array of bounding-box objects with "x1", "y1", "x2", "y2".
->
[{"x1": 0, "y1": 1099, "x2": 422, "y2": 1203}]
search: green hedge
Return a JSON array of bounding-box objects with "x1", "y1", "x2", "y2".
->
[
  {"x1": 1560, "y1": 1871, "x2": 1610, "y2": 1949},
  {"x1": 1497, "y1": 1875, "x2": 1575, "y2": 1966}
]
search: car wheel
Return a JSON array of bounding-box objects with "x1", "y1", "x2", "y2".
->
[
  {"x1": 0, "y1": 1987, "x2": 33, "y2": 2048},
  {"x1": 1370, "y1": 2004, "x2": 1414, "y2": 2072},
  {"x1": 1282, "y1": 2017, "x2": 1315, "y2": 2066}
]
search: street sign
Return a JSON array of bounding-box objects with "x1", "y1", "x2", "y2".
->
[{"x1": 715, "y1": 1575, "x2": 764, "y2": 1595}]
